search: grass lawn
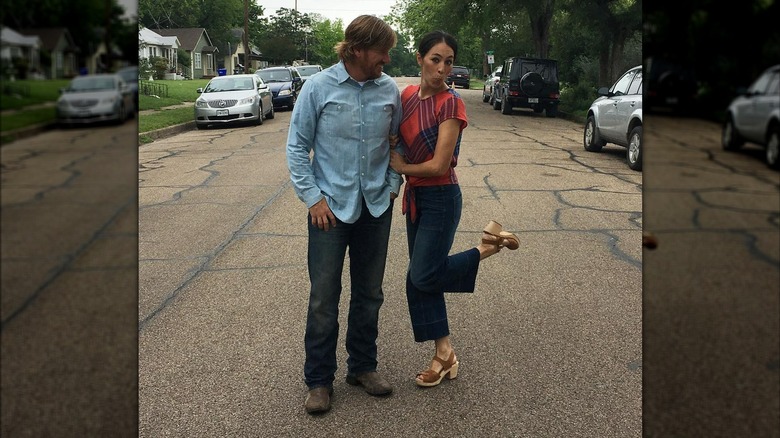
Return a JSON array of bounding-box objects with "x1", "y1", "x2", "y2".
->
[
  {"x1": 139, "y1": 79, "x2": 209, "y2": 110},
  {"x1": 139, "y1": 107, "x2": 193, "y2": 133},
  {"x1": 1, "y1": 79, "x2": 70, "y2": 111}
]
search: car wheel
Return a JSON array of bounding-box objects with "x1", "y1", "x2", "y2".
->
[
  {"x1": 583, "y1": 115, "x2": 605, "y2": 152},
  {"x1": 116, "y1": 104, "x2": 126, "y2": 124},
  {"x1": 627, "y1": 125, "x2": 643, "y2": 171},
  {"x1": 501, "y1": 95, "x2": 512, "y2": 115},
  {"x1": 482, "y1": 89, "x2": 490, "y2": 103},
  {"x1": 722, "y1": 117, "x2": 744, "y2": 150},
  {"x1": 766, "y1": 128, "x2": 780, "y2": 169},
  {"x1": 266, "y1": 104, "x2": 275, "y2": 120},
  {"x1": 492, "y1": 93, "x2": 501, "y2": 110},
  {"x1": 489, "y1": 92, "x2": 496, "y2": 106},
  {"x1": 255, "y1": 104, "x2": 264, "y2": 125}
]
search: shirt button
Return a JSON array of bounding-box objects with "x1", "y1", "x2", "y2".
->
[{"x1": 361, "y1": 156, "x2": 365, "y2": 159}]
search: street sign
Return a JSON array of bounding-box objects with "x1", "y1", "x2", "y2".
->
[{"x1": 487, "y1": 55, "x2": 494, "y2": 64}]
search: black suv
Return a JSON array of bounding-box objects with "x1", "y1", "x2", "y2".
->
[
  {"x1": 492, "y1": 57, "x2": 560, "y2": 117},
  {"x1": 446, "y1": 66, "x2": 470, "y2": 89}
]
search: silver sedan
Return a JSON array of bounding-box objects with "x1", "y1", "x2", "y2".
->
[
  {"x1": 194, "y1": 74, "x2": 274, "y2": 129},
  {"x1": 56, "y1": 73, "x2": 135, "y2": 126}
]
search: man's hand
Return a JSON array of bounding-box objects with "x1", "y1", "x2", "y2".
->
[
  {"x1": 309, "y1": 198, "x2": 337, "y2": 231},
  {"x1": 389, "y1": 150, "x2": 407, "y2": 174},
  {"x1": 390, "y1": 192, "x2": 398, "y2": 200}
]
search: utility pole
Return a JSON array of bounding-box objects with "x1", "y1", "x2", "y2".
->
[{"x1": 243, "y1": 0, "x2": 250, "y2": 73}]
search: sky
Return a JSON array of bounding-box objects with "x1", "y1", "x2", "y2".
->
[
  {"x1": 119, "y1": 0, "x2": 397, "y2": 25},
  {"x1": 257, "y1": 0, "x2": 398, "y2": 26}
]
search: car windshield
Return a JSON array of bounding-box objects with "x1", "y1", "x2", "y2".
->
[
  {"x1": 204, "y1": 78, "x2": 254, "y2": 92},
  {"x1": 68, "y1": 77, "x2": 116, "y2": 92},
  {"x1": 117, "y1": 68, "x2": 137, "y2": 84},
  {"x1": 452, "y1": 67, "x2": 468, "y2": 75},
  {"x1": 255, "y1": 70, "x2": 291, "y2": 82},
  {"x1": 517, "y1": 62, "x2": 557, "y2": 81},
  {"x1": 296, "y1": 66, "x2": 320, "y2": 76}
]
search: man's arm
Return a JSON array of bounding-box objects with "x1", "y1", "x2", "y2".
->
[{"x1": 386, "y1": 88, "x2": 403, "y2": 198}]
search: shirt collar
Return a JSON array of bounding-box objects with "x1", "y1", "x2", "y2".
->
[{"x1": 335, "y1": 60, "x2": 386, "y2": 86}]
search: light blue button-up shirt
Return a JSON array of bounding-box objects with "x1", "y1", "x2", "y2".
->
[{"x1": 286, "y1": 61, "x2": 402, "y2": 223}]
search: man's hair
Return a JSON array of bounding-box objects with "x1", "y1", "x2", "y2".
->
[{"x1": 334, "y1": 15, "x2": 397, "y2": 62}]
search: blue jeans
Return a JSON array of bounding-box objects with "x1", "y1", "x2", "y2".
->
[
  {"x1": 405, "y1": 185, "x2": 480, "y2": 342},
  {"x1": 304, "y1": 200, "x2": 393, "y2": 390}
]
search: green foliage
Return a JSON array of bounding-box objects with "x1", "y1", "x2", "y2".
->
[
  {"x1": 177, "y1": 49, "x2": 191, "y2": 70},
  {"x1": 138, "y1": 107, "x2": 194, "y2": 133},
  {"x1": 150, "y1": 57, "x2": 169, "y2": 80},
  {"x1": 0, "y1": 107, "x2": 56, "y2": 132},
  {"x1": 0, "y1": 79, "x2": 70, "y2": 111},
  {"x1": 138, "y1": 79, "x2": 209, "y2": 110},
  {"x1": 307, "y1": 18, "x2": 345, "y2": 67}
]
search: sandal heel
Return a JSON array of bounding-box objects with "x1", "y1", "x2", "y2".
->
[{"x1": 446, "y1": 361, "x2": 459, "y2": 380}]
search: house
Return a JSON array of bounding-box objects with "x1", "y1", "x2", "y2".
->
[
  {"x1": 152, "y1": 28, "x2": 217, "y2": 79},
  {"x1": 226, "y1": 28, "x2": 267, "y2": 74},
  {"x1": 139, "y1": 28, "x2": 181, "y2": 79},
  {"x1": 1, "y1": 26, "x2": 41, "y2": 79},
  {"x1": 17, "y1": 28, "x2": 79, "y2": 78}
]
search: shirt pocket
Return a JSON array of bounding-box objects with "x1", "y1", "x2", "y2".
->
[
  {"x1": 364, "y1": 104, "x2": 394, "y2": 141},
  {"x1": 320, "y1": 102, "x2": 357, "y2": 140}
]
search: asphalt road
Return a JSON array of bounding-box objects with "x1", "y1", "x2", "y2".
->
[
  {"x1": 642, "y1": 114, "x2": 780, "y2": 437},
  {"x1": 137, "y1": 77, "x2": 643, "y2": 436},
  {"x1": 3, "y1": 78, "x2": 776, "y2": 436},
  {"x1": 1, "y1": 120, "x2": 138, "y2": 436}
]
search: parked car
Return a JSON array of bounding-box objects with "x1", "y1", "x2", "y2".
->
[
  {"x1": 482, "y1": 65, "x2": 502, "y2": 103},
  {"x1": 56, "y1": 73, "x2": 135, "y2": 126},
  {"x1": 583, "y1": 65, "x2": 643, "y2": 171},
  {"x1": 194, "y1": 74, "x2": 274, "y2": 129},
  {"x1": 295, "y1": 64, "x2": 322, "y2": 82},
  {"x1": 492, "y1": 57, "x2": 560, "y2": 117},
  {"x1": 722, "y1": 64, "x2": 780, "y2": 169},
  {"x1": 644, "y1": 56, "x2": 698, "y2": 114},
  {"x1": 254, "y1": 66, "x2": 303, "y2": 110},
  {"x1": 115, "y1": 65, "x2": 138, "y2": 110},
  {"x1": 446, "y1": 66, "x2": 471, "y2": 89}
]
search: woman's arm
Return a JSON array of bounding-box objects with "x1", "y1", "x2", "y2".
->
[{"x1": 389, "y1": 118, "x2": 461, "y2": 177}]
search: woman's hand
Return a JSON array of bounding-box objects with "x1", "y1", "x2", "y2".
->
[
  {"x1": 389, "y1": 150, "x2": 407, "y2": 174},
  {"x1": 389, "y1": 134, "x2": 399, "y2": 148}
]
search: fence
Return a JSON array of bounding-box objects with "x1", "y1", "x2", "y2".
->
[{"x1": 139, "y1": 81, "x2": 168, "y2": 98}]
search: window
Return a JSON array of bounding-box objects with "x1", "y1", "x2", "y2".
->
[
  {"x1": 627, "y1": 70, "x2": 643, "y2": 95},
  {"x1": 194, "y1": 53, "x2": 202, "y2": 69},
  {"x1": 611, "y1": 70, "x2": 637, "y2": 96}
]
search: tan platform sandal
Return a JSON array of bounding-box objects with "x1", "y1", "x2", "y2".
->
[
  {"x1": 415, "y1": 351, "x2": 459, "y2": 387},
  {"x1": 483, "y1": 220, "x2": 519, "y2": 250}
]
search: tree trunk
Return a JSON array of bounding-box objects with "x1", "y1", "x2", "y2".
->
[{"x1": 528, "y1": 0, "x2": 554, "y2": 58}]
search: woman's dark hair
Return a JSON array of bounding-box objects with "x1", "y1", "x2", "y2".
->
[{"x1": 417, "y1": 30, "x2": 458, "y2": 60}]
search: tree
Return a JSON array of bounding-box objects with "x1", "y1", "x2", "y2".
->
[{"x1": 307, "y1": 18, "x2": 344, "y2": 67}]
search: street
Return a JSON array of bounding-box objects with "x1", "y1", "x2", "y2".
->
[
  {"x1": 1, "y1": 120, "x2": 138, "y2": 436},
  {"x1": 138, "y1": 77, "x2": 643, "y2": 436}
]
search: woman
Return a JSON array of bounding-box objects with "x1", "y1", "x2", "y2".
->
[{"x1": 389, "y1": 30, "x2": 519, "y2": 387}]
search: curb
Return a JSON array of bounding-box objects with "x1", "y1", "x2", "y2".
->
[
  {"x1": 1, "y1": 122, "x2": 57, "y2": 146},
  {"x1": 139, "y1": 121, "x2": 196, "y2": 143}
]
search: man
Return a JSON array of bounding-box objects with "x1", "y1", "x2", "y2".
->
[{"x1": 286, "y1": 15, "x2": 402, "y2": 415}]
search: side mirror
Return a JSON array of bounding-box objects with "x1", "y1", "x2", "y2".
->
[
  {"x1": 596, "y1": 86, "x2": 610, "y2": 97},
  {"x1": 292, "y1": 77, "x2": 302, "y2": 83},
  {"x1": 258, "y1": 83, "x2": 268, "y2": 90},
  {"x1": 196, "y1": 88, "x2": 204, "y2": 93}
]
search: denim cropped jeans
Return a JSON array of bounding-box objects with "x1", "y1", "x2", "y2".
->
[
  {"x1": 303, "y1": 200, "x2": 393, "y2": 390},
  {"x1": 405, "y1": 185, "x2": 480, "y2": 342}
]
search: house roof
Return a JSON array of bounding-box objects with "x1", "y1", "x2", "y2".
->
[
  {"x1": 1, "y1": 26, "x2": 40, "y2": 47},
  {"x1": 139, "y1": 28, "x2": 166, "y2": 46},
  {"x1": 152, "y1": 28, "x2": 211, "y2": 51},
  {"x1": 17, "y1": 27, "x2": 77, "y2": 52}
]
